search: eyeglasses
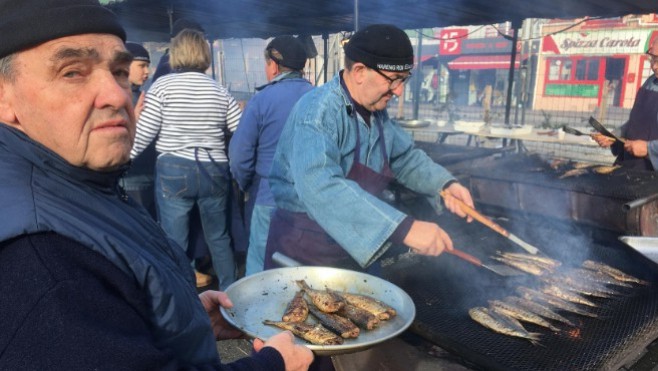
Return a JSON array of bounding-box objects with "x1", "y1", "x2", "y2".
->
[
  {"x1": 371, "y1": 68, "x2": 412, "y2": 90},
  {"x1": 646, "y1": 50, "x2": 658, "y2": 65}
]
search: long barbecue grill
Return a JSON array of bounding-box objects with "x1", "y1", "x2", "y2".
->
[{"x1": 379, "y1": 152, "x2": 658, "y2": 370}]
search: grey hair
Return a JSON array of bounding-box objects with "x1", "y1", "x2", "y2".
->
[{"x1": 0, "y1": 54, "x2": 16, "y2": 82}]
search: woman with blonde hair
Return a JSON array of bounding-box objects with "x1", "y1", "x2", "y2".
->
[{"x1": 132, "y1": 29, "x2": 241, "y2": 290}]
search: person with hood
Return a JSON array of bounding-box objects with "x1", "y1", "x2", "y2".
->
[{"x1": 0, "y1": 0, "x2": 312, "y2": 369}]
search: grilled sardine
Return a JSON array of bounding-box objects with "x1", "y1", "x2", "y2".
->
[
  {"x1": 566, "y1": 268, "x2": 634, "y2": 288},
  {"x1": 282, "y1": 290, "x2": 309, "y2": 322},
  {"x1": 469, "y1": 307, "x2": 541, "y2": 346},
  {"x1": 337, "y1": 303, "x2": 380, "y2": 330},
  {"x1": 517, "y1": 287, "x2": 599, "y2": 318},
  {"x1": 541, "y1": 285, "x2": 598, "y2": 308},
  {"x1": 308, "y1": 306, "x2": 359, "y2": 338},
  {"x1": 491, "y1": 256, "x2": 547, "y2": 275},
  {"x1": 329, "y1": 289, "x2": 396, "y2": 320},
  {"x1": 263, "y1": 320, "x2": 344, "y2": 345},
  {"x1": 582, "y1": 260, "x2": 649, "y2": 285},
  {"x1": 489, "y1": 300, "x2": 560, "y2": 332},
  {"x1": 504, "y1": 296, "x2": 576, "y2": 327},
  {"x1": 497, "y1": 252, "x2": 561, "y2": 270},
  {"x1": 296, "y1": 280, "x2": 344, "y2": 313}
]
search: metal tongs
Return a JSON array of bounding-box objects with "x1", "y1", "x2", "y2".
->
[
  {"x1": 440, "y1": 191, "x2": 540, "y2": 255},
  {"x1": 588, "y1": 116, "x2": 625, "y2": 143}
]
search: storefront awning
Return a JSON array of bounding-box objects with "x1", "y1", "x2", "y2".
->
[{"x1": 448, "y1": 55, "x2": 521, "y2": 70}]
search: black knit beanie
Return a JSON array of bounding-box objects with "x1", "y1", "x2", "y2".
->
[
  {"x1": 125, "y1": 42, "x2": 150, "y2": 63},
  {"x1": 266, "y1": 36, "x2": 308, "y2": 70},
  {"x1": 344, "y1": 24, "x2": 414, "y2": 72},
  {"x1": 0, "y1": 0, "x2": 126, "y2": 59}
]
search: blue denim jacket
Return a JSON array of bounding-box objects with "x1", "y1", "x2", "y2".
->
[{"x1": 269, "y1": 74, "x2": 456, "y2": 267}]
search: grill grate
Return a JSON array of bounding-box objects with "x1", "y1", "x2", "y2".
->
[{"x1": 384, "y1": 212, "x2": 658, "y2": 370}]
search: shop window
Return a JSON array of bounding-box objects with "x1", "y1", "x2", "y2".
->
[
  {"x1": 575, "y1": 58, "x2": 599, "y2": 81},
  {"x1": 547, "y1": 58, "x2": 572, "y2": 81}
]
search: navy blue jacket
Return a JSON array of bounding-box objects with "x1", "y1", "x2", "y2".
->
[{"x1": 0, "y1": 125, "x2": 284, "y2": 370}]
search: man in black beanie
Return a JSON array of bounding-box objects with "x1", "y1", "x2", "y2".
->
[
  {"x1": 0, "y1": 0, "x2": 312, "y2": 370},
  {"x1": 265, "y1": 25, "x2": 475, "y2": 274}
]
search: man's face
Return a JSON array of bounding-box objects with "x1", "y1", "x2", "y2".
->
[
  {"x1": 351, "y1": 63, "x2": 408, "y2": 112},
  {"x1": 129, "y1": 60, "x2": 150, "y2": 86},
  {"x1": 0, "y1": 34, "x2": 135, "y2": 172}
]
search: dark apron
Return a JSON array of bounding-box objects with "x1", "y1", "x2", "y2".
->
[
  {"x1": 264, "y1": 117, "x2": 394, "y2": 271},
  {"x1": 615, "y1": 84, "x2": 658, "y2": 170}
]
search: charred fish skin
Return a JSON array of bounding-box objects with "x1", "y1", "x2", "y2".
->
[
  {"x1": 263, "y1": 320, "x2": 344, "y2": 345},
  {"x1": 296, "y1": 280, "x2": 344, "y2": 313},
  {"x1": 469, "y1": 307, "x2": 542, "y2": 346},
  {"x1": 582, "y1": 260, "x2": 649, "y2": 285},
  {"x1": 497, "y1": 252, "x2": 561, "y2": 270},
  {"x1": 541, "y1": 285, "x2": 598, "y2": 308},
  {"x1": 504, "y1": 296, "x2": 576, "y2": 327},
  {"x1": 491, "y1": 256, "x2": 547, "y2": 276},
  {"x1": 337, "y1": 303, "x2": 380, "y2": 330},
  {"x1": 517, "y1": 287, "x2": 599, "y2": 319},
  {"x1": 489, "y1": 300, "x2": 561, "y2": 332},
  {"x1": 540, "y1": 275, "x2": 620, "y2": 298},
  {"x1": 566, "y1": 268, "x2": 634, "y2": 288},
  {"x1": 282, "y1": 290, "x2": 309, "y2": 322},
  {"x1": 308, "y1": 306, "x2": 360, "y2": 339},
  {"x1": 329, "y1": 289, "x2": 396, "y2": 320}
]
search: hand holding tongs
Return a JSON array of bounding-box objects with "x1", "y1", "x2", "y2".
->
[{"x1": 439, "y1": 191, "x2": 540, "y2": 255}]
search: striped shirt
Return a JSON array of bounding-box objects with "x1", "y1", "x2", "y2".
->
[{"x1": 131, "y1": 72, "x2": 241, "y2": 162}]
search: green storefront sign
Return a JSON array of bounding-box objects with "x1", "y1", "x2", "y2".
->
[{"x1": 545, "y1": 84, "x2": 599, "y2": 97}]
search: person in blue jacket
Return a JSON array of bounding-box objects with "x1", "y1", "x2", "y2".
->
[
  {"x1": 265, "y1": 24, "x2": 474, "y2": 272},
  {"x1": 229, "y1": 36, "x2": 312, "y2": 276},
  {"x1": 0, "y1": 0, "x2": 312, "y2": 369}
]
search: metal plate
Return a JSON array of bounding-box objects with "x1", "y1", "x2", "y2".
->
[
  {"x1": 620, "y1": 236, "x2": 658, "y2": 264},
  {"x1": 220, "y1": 266, "x2": 416, "y2": 355},
  {"x1": 397, "y1": 119, "x2": 431, "y2": 128}
]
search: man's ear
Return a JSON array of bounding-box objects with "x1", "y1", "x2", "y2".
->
[
  {"x1": 351, "y1": 63, "x2": 368, "y2": 84},
  {"x1": 0, "y1": 82, "x2": 20, "y2": 129}
]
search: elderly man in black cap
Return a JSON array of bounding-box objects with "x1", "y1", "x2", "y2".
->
[
  {"x1": 0, "y1": 0, "x2": 312, "y2": 370},
  {"x1": 229, "y1": 35, "x2": 313, "y2": 276},
  {"x1": 265, "y1": 24, "x2": 474, "y2": 272}
]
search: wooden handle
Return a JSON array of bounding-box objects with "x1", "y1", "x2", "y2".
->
[
  {"x1": 447, "y1": 248, "x2": 482, "y2": 267},
  {"x1": 440, "y1": 191, "x2": 509, "y2": 237}
]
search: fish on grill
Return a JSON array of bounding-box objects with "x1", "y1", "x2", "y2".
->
[
  {"x1": 582, "y1": 260, "x2": 649, "y2": 285},
  {"x1": 296, "y1": 280, "x2": 344, "y2": 313},
  {"x1": 263, "y1": 320, "x2": 344, "y2": 345},
  {"x1": 558, "y1": 168, "x2": 588, "y2": 179},
  {"x1": 336, "y1": 303, "x2": 380, "y2": 330},
  {"x1": 489, "y1": 299, "x2": 561, "y2": 332},
  {"x1": 469, "y1": 307, "x2": 542, "y2": 346},
  {"x1": 593, "y1": 165, "x2": 620, "y2": 174},
  {"x1": 539, "y1": 275, "x2": 620, "y2": 298},
  {"x1": 565, "y1": 268, "x2": 634, "y2": 288},
  {"x1": 329, "y1": 289, "x2": 396, "y2": 320},
  {"x1": 497, "y1": 252, "x2": 561, "y2": 270},
  {"x1": 491, "y1": 256, "x2": 548, "y2": 275},
  {"x1": 282, "y1": 290, "x2": 309, "y2": 322},
  {"x1": 517, "y1": 287, "x2": 599, "y2": 318},
  {"x1": 308, "y1": 306, "x2": 360, "y2": 339},
  {"x1": 540, "y1": 285, "x2": 599, "y2": 308},
  {"x1": 503, "y1": 296, "x2": 576, "y2": 327}
]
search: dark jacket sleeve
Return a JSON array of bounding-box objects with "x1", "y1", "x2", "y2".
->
[{"x1": 0, "y1": 233, "x2": 284, "y2": 371}]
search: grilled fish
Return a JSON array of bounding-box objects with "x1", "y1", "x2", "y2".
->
[
  {"x1": 540, "y1": 275, "x2": 620, "y2": 298},
  {"x1": 497, "y1": 252, "x2": 561, "y2": 270},
  {"x1": 541, "y1": 285, "x2": 598, "y2": 308},
  {"x1": 469, "y1": 307, "x2": 541, "y2": 346},
  {"x1": 263, "y1": 320, "x2": 344, "y2": 345},
  {"x1": 582, "y1": 260, "x2": 649, "y2": 285},
  {"x1": 558, "y1": 168, "x2": 588, "y2": 179},
  {"x1": 517, "y1": 287, "x2": 599, "y2": 318},
  {"x1": 337, "y1": 303, "x2": 380, "y2": 330},
  {"x1": 282, "y1": 290, "x2": 309, "y2": 322},
  {"x1": 329, "y1": 289, "x2": 396, "y2": 320},
  {"x1": 566, "y1": 268, "x2": 634, "y2": 288},
  {"x1": 296, "y1": 280, "x2": 344, "y2": 313},
  {"x1": 593, "y1": 165, "x2": 620, "y2": 175},
  {"x1": 491, "y1": 256, "x2": 547, "y2": 275},
  {"x1": 504, "y1": 296, "x2": 576, "y2": 327},
  {"x1": 489, "y1": 300, "x2": 561, "y2": 332},
  {"x1": 308, "y1": 306, "x2": 360, "y2": 339}
]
